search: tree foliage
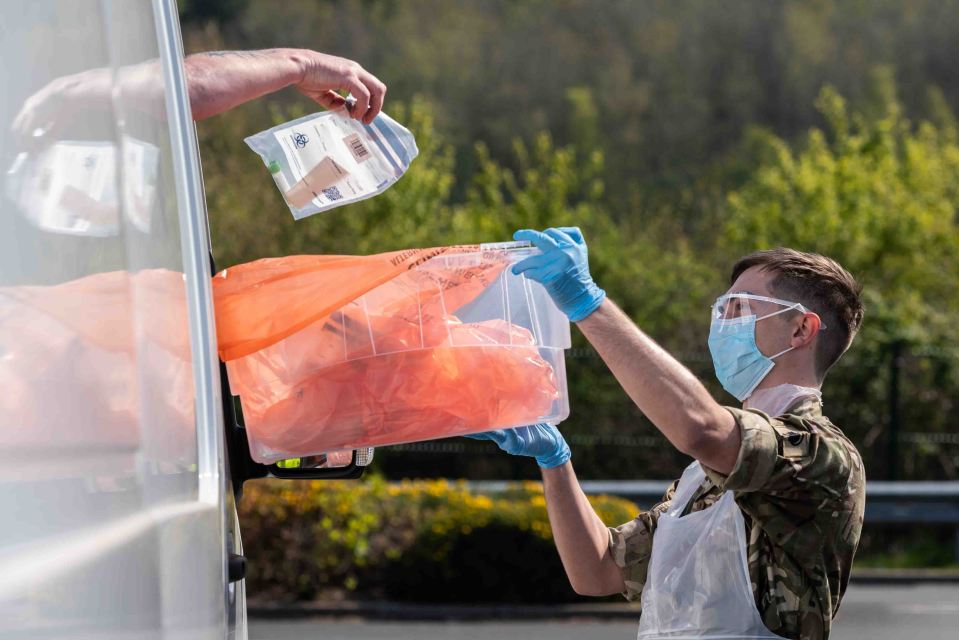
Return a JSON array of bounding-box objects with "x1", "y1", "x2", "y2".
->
[{"x1": 187, "y1": 2, "x2": 959, "y2": 480}]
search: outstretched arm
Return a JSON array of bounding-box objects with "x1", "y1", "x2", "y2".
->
[
  {"x1": 511, "y1": 227, "x2": 740, "y2": 474},
  {"x1": 185, "y1": 48, "x2": 386, "y2": 122},
  {"x1": 12, "y1": 48, "x2": 386, "y2": 141},
  {"x1": 577, "y1": 299, "x2": 739, "y2": 473}
]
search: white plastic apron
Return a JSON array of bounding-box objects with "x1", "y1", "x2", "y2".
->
[{"x1": 637, "y1": 461, "x2": 785, "y2": 639}]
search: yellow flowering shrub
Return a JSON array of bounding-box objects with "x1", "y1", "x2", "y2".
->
[{"x1": 238, "y1": 476, "x2": 639, "y2": 603}]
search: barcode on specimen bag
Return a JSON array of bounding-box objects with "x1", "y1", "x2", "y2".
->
[{"x1": 343, "y1": 133, "x2": 371, "y2": 163}]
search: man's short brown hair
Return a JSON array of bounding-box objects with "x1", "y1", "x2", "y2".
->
[{"x1": 730, "y1": 248, "x2": 864, "y2": 378}]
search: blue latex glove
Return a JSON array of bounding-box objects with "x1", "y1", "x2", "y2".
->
[
  {"x1": 464, "y1": 423, "x2": 571, "y2": 469},
  {"x1": 511, "y1": 227, "x2": 606, "y2": 322}
]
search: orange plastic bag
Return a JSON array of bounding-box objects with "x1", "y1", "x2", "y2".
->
[
  {"x1": 213, "y1": 245, "x2": 490, "y2": 361},
  {"x1": 237, "y1": 318, "x2": 559, "y2": 458},
  {"x1": 213, "y1": 245, "x2": 568, "y2": 463}
]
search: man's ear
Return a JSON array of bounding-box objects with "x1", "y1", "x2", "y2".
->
[{"x1": 792, "y1": 313, "x2": 821, "y2": 349}]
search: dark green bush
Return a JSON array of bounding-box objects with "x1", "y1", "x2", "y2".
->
[{"x1": 382, "y1": 520, "x2": 574, "y2": 603}]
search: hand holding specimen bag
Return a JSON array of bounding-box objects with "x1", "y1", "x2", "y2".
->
[
  {"x1": 245, "y1": 107, "x2": 418, "y2": 220},
  {"x1": 213, "y1": 243, "x2": 571, "y2": 464}
]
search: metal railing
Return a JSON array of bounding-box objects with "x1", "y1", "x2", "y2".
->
[{"x1": 466, "y1": 480, "x2": 959, "y2": 562}]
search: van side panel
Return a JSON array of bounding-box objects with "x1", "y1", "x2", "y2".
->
[{"x1": 0, "y1": 1, "x2": 230, "y2": 637}]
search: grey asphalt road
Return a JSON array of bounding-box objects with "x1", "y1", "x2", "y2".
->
[{"x1": 248, "y1": 583, "x2": 959, "y2": 639}]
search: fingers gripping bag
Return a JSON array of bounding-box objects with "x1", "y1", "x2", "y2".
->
[
  {"x1": 245, "y1": 106, "x2": 418, "y2": 220},
  {"x1": 212, "y1": 242, "x2": 572, "y2": 464}
]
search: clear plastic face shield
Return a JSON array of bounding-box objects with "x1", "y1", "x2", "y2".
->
[
  {"x1": 708, "y1": 293, "x2": 826, "y2": 401},
  {"x1": 710, "y1": 293, "x2": 824, "y2": 334}
]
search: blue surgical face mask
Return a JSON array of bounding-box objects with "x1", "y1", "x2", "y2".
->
[{"x1": 708, "y1": 294, "x2": 809, "y2": 402}]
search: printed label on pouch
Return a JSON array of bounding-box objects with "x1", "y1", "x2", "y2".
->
[{"x1": 344, "y1": 133, "x2": 371, "y2": 164}]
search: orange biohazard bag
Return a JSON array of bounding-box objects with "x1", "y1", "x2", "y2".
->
[{"x1": 212, "y1": 243, "x2": 571, "y2": 464}]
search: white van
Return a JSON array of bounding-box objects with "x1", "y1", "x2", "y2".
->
[{"x1": 0, "y1": 1, "x2": 372, "y2": 637}]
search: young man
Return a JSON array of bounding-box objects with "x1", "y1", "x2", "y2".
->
[{"x1": 470, "y1": 227, "x2": 866, "y2": 639}]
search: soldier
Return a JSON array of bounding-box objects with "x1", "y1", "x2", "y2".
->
[{"x1": 471, "y1": 229, "x2": 866, "y2": 639}]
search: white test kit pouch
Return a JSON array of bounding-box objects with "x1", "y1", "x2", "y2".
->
[{"x1": 245, "y1": 107, "x2": 418, "y2": 220}]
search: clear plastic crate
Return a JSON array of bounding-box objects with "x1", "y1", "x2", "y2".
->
[{"x1": 226, "y1": 242, "x2": 571, "y2": 464}]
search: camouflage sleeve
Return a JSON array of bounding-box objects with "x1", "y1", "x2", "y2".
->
[
  {"x1": 702, "y1": 406, "x2": 854, "y2": 499},
  {"x1": 607, "y1": 481, "x2": 676, "y2": 602}
]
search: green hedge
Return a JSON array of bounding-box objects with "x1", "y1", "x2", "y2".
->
[{"x1": 237, "y1": 476, "x2": 639, "y2": 603}]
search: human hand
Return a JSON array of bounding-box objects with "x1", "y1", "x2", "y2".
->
[
  {"x1": 464, "y1": 423, "x2": 571, "y2": 469},
  {"x1": 11, "y1": 67, "x2": 114, "y2": 145},
  {"x1": 511, "y1": 227, "x2": 606, "y2": 322},
  {"x1": 295, "y1": 51, "x2": 387, "y2": 124}
]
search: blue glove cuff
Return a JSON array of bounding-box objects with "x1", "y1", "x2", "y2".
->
[
  {"x1": 565, "y1": 283, "x2": 607, "y2": 323},
  {"x1": 536, "y1": 439, "x2": 571, "y2": 469}
]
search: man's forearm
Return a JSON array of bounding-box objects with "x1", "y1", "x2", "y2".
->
[
  {"x1": 185, "y1": 49, "x2": 304, "y2": 120},
  {"x1": 577, "y1": 299, "x2": 739, "y2": 473},
  {"x1": 541, "y1": 462, "x2": 624, "y2": 596}
]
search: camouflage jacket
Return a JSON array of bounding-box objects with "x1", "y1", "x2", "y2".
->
[{"x1": 608, "y1": 397, "x2": 866, "y2": 640}]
